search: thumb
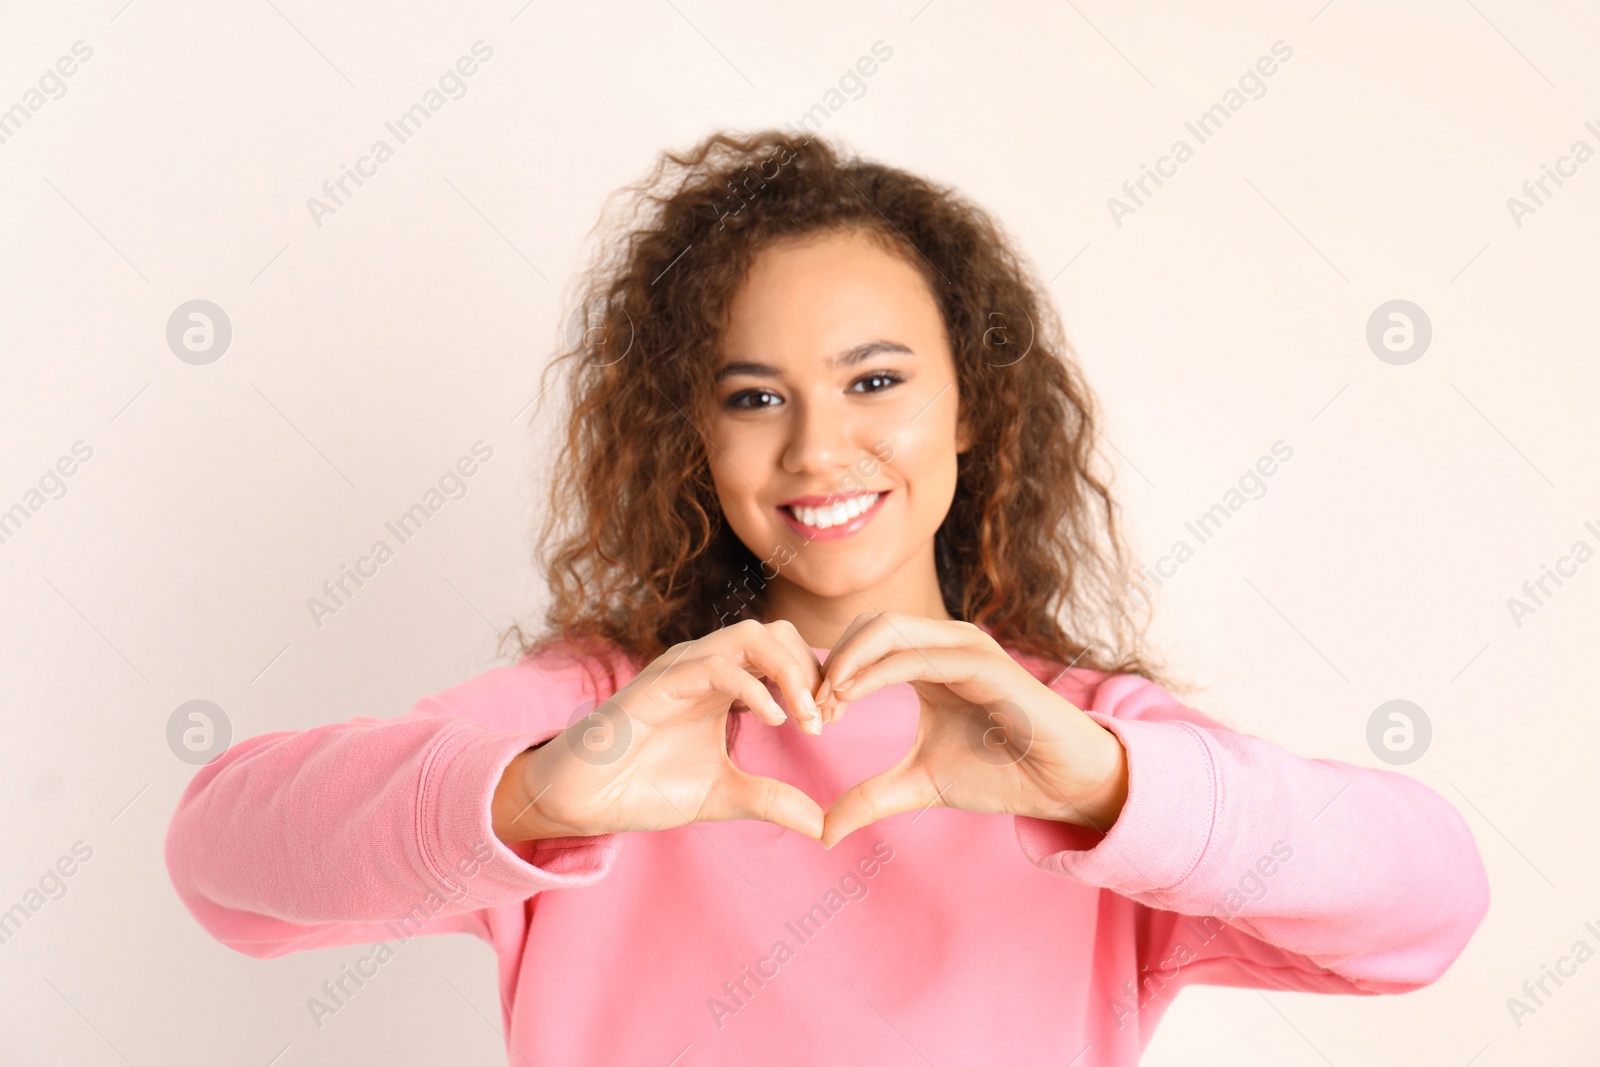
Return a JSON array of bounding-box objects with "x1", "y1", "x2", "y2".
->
[
  {"x1": 822, "y1": 762, "x2": 938, "y2": 850},
  {"x1": 701, "y1": 768, "x2": 826, "y2": 841}
]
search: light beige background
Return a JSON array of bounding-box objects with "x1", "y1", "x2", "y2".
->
[{"x1": 2, "y1": 0, "x2": 1597, "y2": 1064}]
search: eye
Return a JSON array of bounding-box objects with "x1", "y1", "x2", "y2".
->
[
  {"x1": 724, "y1": 388, "x2": 783, "y2": 411},
  {"x1": 850, "y1": 371, "x2": 905, "y2": 394}
]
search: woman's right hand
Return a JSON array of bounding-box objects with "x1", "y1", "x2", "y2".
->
[{"x1": 491, "y1": 619, "x2": 828, "y2": 844}]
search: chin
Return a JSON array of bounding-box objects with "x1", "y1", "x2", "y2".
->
[{"x1": 780, "y1": 554, "x2": 896, "y2": 600}]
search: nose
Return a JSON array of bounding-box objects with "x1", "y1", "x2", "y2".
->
[{"x1": 780, "y1": 392, "x2": 862, "y2": 477}]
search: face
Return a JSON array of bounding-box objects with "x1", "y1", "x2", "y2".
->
[{"x1": 706, "y1": 227, "x2": 971, "y2": 611}]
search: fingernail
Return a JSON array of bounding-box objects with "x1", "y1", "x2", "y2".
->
[
  {"x1": 800, "y1": 689, "x2": 818, "y2": 721},
  {"x1": 817, "y1": 679, "x2": 833, "y2": 704}
]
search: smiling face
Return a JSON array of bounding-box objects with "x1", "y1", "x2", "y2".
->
[{"x1": 706, "y1": 227, "x2": 971, "y2": 643}]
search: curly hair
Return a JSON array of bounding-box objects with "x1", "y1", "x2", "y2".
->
[{"x1": 499, "y1": 128, "x2": 1179, "y2": 711}]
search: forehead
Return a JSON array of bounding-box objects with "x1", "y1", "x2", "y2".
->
[{"x1": 718, "y1": 229, "x2": 942, "y2": 362}]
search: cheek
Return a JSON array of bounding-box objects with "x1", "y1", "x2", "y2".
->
[
  {"x1": 708, "y1": 462, "x2": 754, "y2": 528},
  {"x1": 705, "y1": 427, "x2": 775, "y2": 535},
  {"x1": 705, "y1": 422, "x2": 748, "y2": 486},
  {"x1": 705, "y1": 450, "x2": 736, "y2": 493},
  {"x1": 880, "y1": 413, "x2": 962, "y2": 500}
]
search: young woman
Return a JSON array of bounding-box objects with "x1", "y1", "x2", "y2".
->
[{"x1": 165, "y1": 131, "x2": 1489, "y2": 1065}]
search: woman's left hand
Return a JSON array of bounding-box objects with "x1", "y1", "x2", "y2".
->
[{"x1": 816, "y1": 613, "x2": 1129, "y2": 849}]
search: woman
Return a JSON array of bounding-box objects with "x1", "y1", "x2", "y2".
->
[{"x1": 164, "y1": 130, "x2": 1489, "y2": 1065}]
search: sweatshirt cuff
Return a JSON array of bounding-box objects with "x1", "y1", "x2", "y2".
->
[
  {"x1": 418, "y1": 722, "x2": 618, "y2": 906},
  {"x1": 1014, "y1": 711, "x2": 1218, "y2": 896}
]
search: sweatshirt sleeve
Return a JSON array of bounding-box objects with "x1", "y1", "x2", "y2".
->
[
  {"x1": 163, "y1": 652, "x2": 624, "y2": 960},
  {"x1": 1013, "y1": 672, "x2": 1490, "y2": 996}
]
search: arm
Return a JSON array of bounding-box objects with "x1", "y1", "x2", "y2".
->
[
  {"x1": 1015, "y1": 673, "x2": 1490, "y2": 996},
  {"x1": 162, "y1": 660, "x2": 621, "y2": 959}
]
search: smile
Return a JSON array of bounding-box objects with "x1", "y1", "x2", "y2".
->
[{"x1": 778, "y1": 491, "x2": 888, "y2": 541}]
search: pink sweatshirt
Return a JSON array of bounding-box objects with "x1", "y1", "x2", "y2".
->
[{"x1": 164, "y1": 642, "x2": 1489, "y2": 1065}]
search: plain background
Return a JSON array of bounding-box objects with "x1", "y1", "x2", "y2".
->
[{"x1": 2, "y1": 0, "x2": 1597, "y2": 1064}]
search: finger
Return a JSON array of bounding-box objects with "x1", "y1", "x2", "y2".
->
[
  {"x1": 820, "y1": 685, "x2": 851, "y2": 726},
  {"x1": 827, "y1": 610, "x2": 879, "y2": 658},
  {"x1": 831, "y1": 646, "x2": 992, "y2": 704},
  {"x1": 761, "y1": 618, "x2": 825, "y2": 678},
  {"x1": 704, "y1": 767, "x2": 826, "y2": 840},
  {"x1": 697, "y1": 653, "x2": 788, "y2": 728},
  {"x1": 815, "y1": 612, "x2": 883, "y2": 724},
  {"x1": 821, "y1": 761, "x2": 940, "y2": 849},
  {"x1": 715, "y1": 619, "x2": 823, "y2": 733},
  {"x1": 759, "y1": 619, "x2": 827, "y2": 721},
  {"x1": 815, "y1": 612, "x2": 883, "y2": 723},
  {"x1": 823, "y1": 613, "x2": 981, "y2": 694}
]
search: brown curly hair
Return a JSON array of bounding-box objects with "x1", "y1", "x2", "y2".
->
[{"x1": 499, "y1": 128, "x2": 1178, "y2": 710}]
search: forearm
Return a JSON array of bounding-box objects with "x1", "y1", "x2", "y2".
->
[
  {"x1": 1020, "y1": 710, "x2": 1489, "y2": 989},
  {"x1": 168, "y1": 713, "x2": 617, "y2": 953}
]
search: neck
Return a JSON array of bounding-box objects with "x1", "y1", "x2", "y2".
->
[{"x1": 757, "y1": 542, "x2": 951, "y2": 649}]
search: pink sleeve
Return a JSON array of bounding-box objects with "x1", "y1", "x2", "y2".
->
[
  {"x1": 162, "y1": 655, "x2": 622, "y2": 959},
  {"x1": 1014, "y1": 673, "x2": 1490, "y2": 995}
]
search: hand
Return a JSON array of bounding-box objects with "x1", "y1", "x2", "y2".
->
[
  {"x1": 492, "y1": 619, "x2": 829, "y2": 843},
  {"x1": 815, "y1": 613, "x2": 1129, "y2": 849}
]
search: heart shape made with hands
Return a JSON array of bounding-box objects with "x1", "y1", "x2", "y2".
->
[
  {"x1": 541, "y1": 614, "x2": 1128, "y2": 851},
  {"x1": 746, "y1": 613, "x2": 1129, "y2": 850}
]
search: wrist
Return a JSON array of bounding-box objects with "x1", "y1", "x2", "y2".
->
[
  {"x1": 491, "y1": 742, "x2": 556, "y2": 845},
  {"x1": 1057, "y1": 726, "x2": 1129, "y2": 833}
]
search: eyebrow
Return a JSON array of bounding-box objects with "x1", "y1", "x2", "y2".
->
[{"x1": 713, "y1": 339, "x2": 915, "y2": 382}]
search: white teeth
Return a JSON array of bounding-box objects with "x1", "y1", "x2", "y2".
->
[{"x1": 790, "y1": 492, "x2": 880, "y2": 529}]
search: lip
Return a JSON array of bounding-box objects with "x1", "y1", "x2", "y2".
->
[{"x1": 778, "y1": 490, "x2": 889, "y2": 542}]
